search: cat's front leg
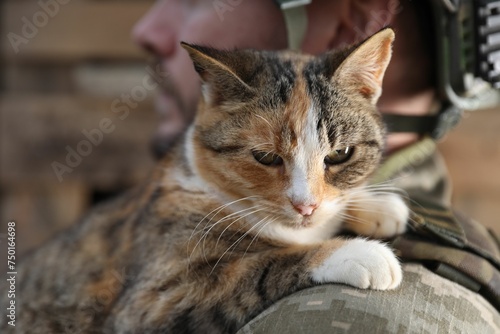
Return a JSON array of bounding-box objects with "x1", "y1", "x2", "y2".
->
[
  {"x1": 343, "y1": 191, "x2": 409, "y2": 239},
  {"x1": 220, "y1": 238, "x2": 402, "y2": 330},
  {"x1": 256, "y1": 238, "x2": 402, "y2": 301},
  {"x1": 310, "y1": 238, "x2": 402, "y2": 290}
]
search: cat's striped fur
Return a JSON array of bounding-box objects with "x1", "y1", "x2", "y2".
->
[{"x1": 1, "y1": 28, "x2": 408, "y2": 333}]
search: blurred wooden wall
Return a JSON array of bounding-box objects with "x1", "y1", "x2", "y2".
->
[
  {"x1": 438, "y1": 108, "x2": 500, "y2": 236},
  {"x1": 1, "y1": 0, "x2": 157, "y2": 257},
  {"x1": 1, "y1": 0, "x2": 499, "y2": 259}
]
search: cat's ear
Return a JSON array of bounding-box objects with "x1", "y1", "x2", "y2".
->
[
  {"x1": 333, "y1": 28, "x2": 395, "y2": 104},
  {"x1": 181, "y1": 42, "x2": 256, "y2": 105}
]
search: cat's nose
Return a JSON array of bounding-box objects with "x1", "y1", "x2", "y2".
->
[{"x1": 293, "y1": 203, "x2": 318, "y2": 216}]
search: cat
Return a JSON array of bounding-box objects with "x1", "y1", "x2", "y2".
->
[{"x1": 1, "y1": 28, "x2": 409, "y2": 333}]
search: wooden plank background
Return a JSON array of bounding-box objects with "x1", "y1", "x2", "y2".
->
[
  {"x1": 1, "y1": 0, "x2": 499, "y2": 259},
  {"x1": 438, "y1": 108, "x2": 500, "y2": 235},
  {"x1": 1, "y1": 0, "x2": 157, "y2": 257}
]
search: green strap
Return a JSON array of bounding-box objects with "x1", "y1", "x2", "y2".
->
[
  {"x1": 382, "y1": 114, "x2": 439, "y2": 134},
  {"x1": 370, "y1": 137, "x2": 437, "y2": 184},
  {"x1": 274, "y1": 0, "x2": 311, "y2": 50}
]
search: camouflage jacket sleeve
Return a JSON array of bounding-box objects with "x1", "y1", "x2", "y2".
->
[
  {"x1": 392, "y1": 199, "x2": 500, "y2": 310},
  {"x1": 374, "y1": 138, "x2": 500, "y2": 311}
]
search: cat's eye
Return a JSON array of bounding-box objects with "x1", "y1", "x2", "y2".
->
[
  {"x1": 252, "y1": 151, "x2": 283, "y2": 166},
  {"x1": 324, "y1": 147, "x2": 354, "y2": 165}
]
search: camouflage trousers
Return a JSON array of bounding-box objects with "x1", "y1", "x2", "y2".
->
[{"x1": 238, "y1": 264, "x2": 500, "y2": 334}]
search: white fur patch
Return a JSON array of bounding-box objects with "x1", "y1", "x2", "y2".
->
[
  {"x1": 288, "y1": 166, "x2": 313, "y2": 205},
  {"x1": 181, "y1": 127, "x2": 213, "y2": 192},
  {"x1": 311, "y1": 238, "x2": 402, "y2": 290},
  {"x1": 260, "y1": 216, "x2": 343, "y2": 245},
  {"x1": 344, "y1": 191, "x2": 409, "y2": 239},
  {"x1": 287, "y1": 105, "x2": 320, "y2": 206},
  {"x1": 258, "y1": 195, "x2": 347, "y2": 245},
  {"x1": 201, "y1": 84, "x2": 212, "y2": 105}
]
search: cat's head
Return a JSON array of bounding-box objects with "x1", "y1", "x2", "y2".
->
[{"x1": 182, "y1": 28, "x2": 394, "y2": 233}]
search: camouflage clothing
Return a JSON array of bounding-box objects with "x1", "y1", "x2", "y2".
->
[
  {"x1": 239, "y1": 264, "x2": 499, "y2": 334},
  {"x1": 238, "y1": 138, "x2": 500, "y2": 333}
]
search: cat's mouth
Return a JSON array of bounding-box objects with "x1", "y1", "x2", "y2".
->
[
  {"x1": 275, "y1": 214, "x2": 315, "y2": 229},
  {"x1": 298, "y1": 216, "x2": 314, "y2": 228}
]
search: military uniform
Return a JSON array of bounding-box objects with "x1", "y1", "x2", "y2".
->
[{"x1": 238, "y1": 139, "x2": 500, "y2": 333}]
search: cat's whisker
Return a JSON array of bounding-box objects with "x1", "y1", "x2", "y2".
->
[
  {"x1": 349, "y1": 180, "x2": 407, "y2": 190},
  {"x1": 341, "y1": 196, "x2": 398, "y2": 202},
  {"x1": 210, "y1": 215, "x2": 270, "y2": 275},
  {"x1": 341, "y1": 200, "x2": 403, "y2": 207},
  {"x1": 228, "y1": 215, "x2": 271, "y2": 257},
  {"x1": 192, "y1": 205, "x2": 264, "y2": 264},
  {"x1": 336, "y1": 212, "x2": 374, "y2": 226},
  {"x1": 214, "y1": 206, "x2": 267, "y2": 249},
  {"x1": 249, "y1": 206, "x2": 287, "y2": 222},
  {"x1": 257, "y1": 201, "x2": 286, "y2": 212},
  {"x1": 250, "y1": 142, "x2": 274, "y2": 151},
  {"x1": 242, "y1": 217, "x2": 278, "y2": 259},
  {"x1": 189, "y1": 195, "x2": 260, "y2": 240},
  {"x1": 341, "y1": 205, "x2": 409, "y2": 222},
  {"x1": 366, "y1": 180, "x2": 403, "y2": 188},
  {"x1": 343, "y1": 188, "x2": 407, "y2": 199},
  {"x1": 189, "y1": 196, "x2": 260, "y2": 247},
  {"x1": 370, "y1": 173, "x2": 417, "y2": 186},
  {"x1": 340, "y1": 194, "x2": 409, "y2": 204},
  {"x1": 188, "y1": 197, "x2": 262, "y2": 266},
  {"x1": 222, "y1": 214, "x2": 270, "y2": 249},
  {"x1": 213, "y1": 205, "x2": 265, "y2": 227},
  {"x1": 255, "y1": 114, "x2": 273, "y2": 131},
  {"x1": 341, "y1": 197, "x2": 417, "y2": 227},
  {"x1": 341, "y1": 205, "x2": 390, "y2": 212},
  {"x1": 199, "y1": 206, "x2": 268, "y2": 263},
  {"x1": 341, "y1": 191, "x2": 418, "y2": 214}
]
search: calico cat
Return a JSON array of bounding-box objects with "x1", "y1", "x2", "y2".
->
[{"x1": 1, "y1": 28, "x2": 409, "y2": 333}]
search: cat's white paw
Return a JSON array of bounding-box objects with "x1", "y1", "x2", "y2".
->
[
  {"x1": 311, "y1": 239, "x2": 402, "y2": 290},
  {"x1": 347, "y1": 193, "x2": 408, "y2": 239}
]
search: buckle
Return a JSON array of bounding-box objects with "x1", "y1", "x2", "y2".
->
[
  {"x1": 432, "y1": 105, "x2": 463, "y2": 140},
  {"x1": 273, "y1": 0, "x2": 311, "y2": 50},
  {"x1": 275, "y1": 0, "x2": 312, "y2": 10}
]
